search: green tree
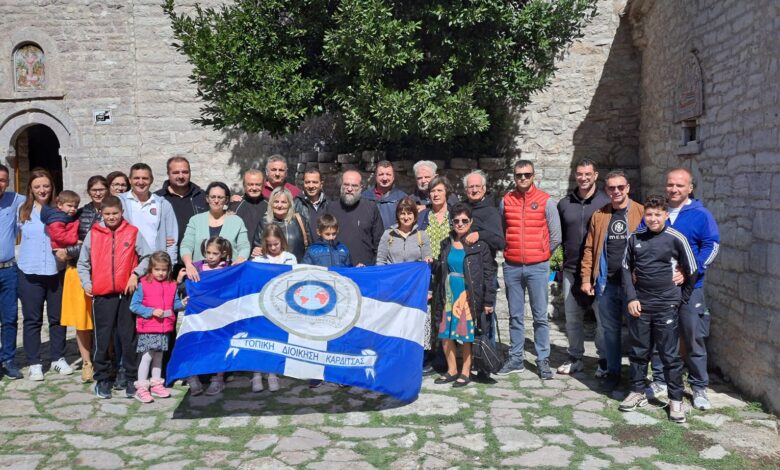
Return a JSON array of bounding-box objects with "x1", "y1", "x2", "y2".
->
[{"x1": 164, "y1": 0, "x2": 597, "y2": 146}]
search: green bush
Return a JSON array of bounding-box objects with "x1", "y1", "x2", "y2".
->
[{"x1": 164, "y1": 0, "x2": 597, "y2": 146}]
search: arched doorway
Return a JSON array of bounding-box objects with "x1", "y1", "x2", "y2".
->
[{"x1": 14, "y1": 124, "x2": 63, "y2": 193}]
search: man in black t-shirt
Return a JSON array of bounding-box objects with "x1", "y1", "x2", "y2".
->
[{"x1": 580, "y1": 170, "x2": 644, "y2": 391}]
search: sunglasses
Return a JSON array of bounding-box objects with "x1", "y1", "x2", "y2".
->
[
  {"x1": 606, "y1": 185, "x2": 627, "y2": 192},
  {"x1": 514, "y1": 172, "x2": 534, "y2": 179},
  {"x1": 452, "y1": 218, "x2": 471, "y2": 225}
]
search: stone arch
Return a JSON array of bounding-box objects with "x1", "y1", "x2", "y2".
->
[{"x1": 0, "y1": 102, "x2": 81, "y2": 192}]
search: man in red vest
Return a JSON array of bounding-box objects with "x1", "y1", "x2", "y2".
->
[{"x1": 496, "y1": 160, "x2": 561, "y2": 380}]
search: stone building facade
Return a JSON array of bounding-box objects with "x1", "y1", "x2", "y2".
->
[{"x1": 1, "y1": 0, "x2": 777, "y2": 411}]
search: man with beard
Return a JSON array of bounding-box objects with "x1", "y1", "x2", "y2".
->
[
  {"x1": 294, "y1": 168, "x2": 330, "y2": 242},
  {"x1": 411, "y1": 160, "x2": 459, "y2": 212},
  {"x1": 262, "y1": 155, "x2": 301, "y2": 199},
  {"x1": 361, "y1": 161, "x2": 406, "y2": 230},
  {"x1": 325, "y1": 170, "x2": 384, "y2": 266},
  {"x1": 556, "y1": 159, "x2": 611, "y2": 377},
  {"x1": 228, "y1": 169, "x2": 268, "y2": 246},
  {"x1": 154, "y1": 156, "x2": 207, "y2": 249}
]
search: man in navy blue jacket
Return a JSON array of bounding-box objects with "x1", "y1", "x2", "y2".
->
[
  {"x1": 647, "y1": 168, "x2": 720, "y2": 411},
  {"x1": 361, "y1": 161, "x2": 406, "y2": 230}
]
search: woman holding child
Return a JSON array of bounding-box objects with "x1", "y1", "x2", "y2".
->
[
  {"x1": 17, "y1": 168, "x2": 69, "y2": 381},
  {"x1": 60, "y1": 175, "x2": 110, "y2": 383}
]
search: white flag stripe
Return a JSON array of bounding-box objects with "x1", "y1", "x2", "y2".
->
[
  {"x1": 178, "y1": 294, "x2": 427, "y2": 347},
  {"x1": 284, "y1": 335, "x2": 326, "y2": 380}
]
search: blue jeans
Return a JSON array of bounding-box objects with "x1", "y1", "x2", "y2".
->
[
  {"x1": 0, "y1": 265, "x2": 19, "y2": 363},
  {"x1": 504, "y1": 260, "x2": 550, "y2": 363},
  {"x1": 596, "y1": 279, "x2": 628, "y2": 376}
]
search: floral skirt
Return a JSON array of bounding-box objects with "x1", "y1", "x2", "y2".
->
[
  {"x1": 437, "y1": 274, "x2": 474, "y2": 343},
  {"x1": 136, "y1": 333, "x2": 169, "y2": 353}
]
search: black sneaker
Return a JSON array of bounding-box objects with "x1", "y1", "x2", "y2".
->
[
  {"x1": 94, "y1": 381, "x2": 113, "y2": 399},
  {"x1": 125, "y1": 381, "x2": 137, "y2": 399},
  {"x1": 1, "y1": 360, "x2": 23, "y2": 380},
  {"x1": 113, "y1": 368, "x2": 127, "y2": 390},
  {"x1": 422, "y1": 364, "x2": 436, "y2": 376},
  {"x1": 537, "y1": 359, "x2": 554, "y2": 380}
]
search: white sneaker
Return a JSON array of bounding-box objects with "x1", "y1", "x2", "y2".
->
[
  {"x1": 646, "y1": 382, "x2": 668, "y2": 403},
  {"x1": 251, "y1": 374, "x2": 264, "y2": 392},
  {"x1": 692, "y1": 389, "x2": 712, "y2": 411},
  {"x1": 266, "y1": 374, "x2": 280, "y2": 392},
  {"x1": 52, "y1": 357, "x2": 73, "y2": 376},
  {"x1": 557, "y1": 358, "x2": 584, "y2": 375},
  {"x1": 28, "y1": 364, "x2": 44, "y2": 381}
]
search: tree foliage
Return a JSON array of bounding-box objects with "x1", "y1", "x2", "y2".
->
[{"x1": 164, "y1": 0, "x2": 597, "y2": 146}]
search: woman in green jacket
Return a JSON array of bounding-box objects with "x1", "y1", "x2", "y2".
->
[{"x1": 180, "y1": 182, "x2": 249, "y2": 281}]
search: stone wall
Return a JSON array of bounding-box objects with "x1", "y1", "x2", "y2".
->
[
  {"x1": 513, "y1": 0, "x2": 641, "y2": 200},
  {"x1": 629, "y1": 0, "x2": 780, "y2": 411}
]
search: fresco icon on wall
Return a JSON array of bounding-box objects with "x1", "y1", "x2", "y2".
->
[{"x1": 14, "y1": 44, "x2": 45, "y2": 90}]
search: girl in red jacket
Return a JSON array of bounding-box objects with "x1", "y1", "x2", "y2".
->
[{"x1": 130, "y1": 251, "x2": 186, "y2": 403}]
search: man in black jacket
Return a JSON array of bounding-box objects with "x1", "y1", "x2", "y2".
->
[
  {"x1": 294, "y1": 168, "x2": 329, "y2": 242},
  {"x1": 228, "y1": 169, "x2": 268, "y2": 247},
  {"x1": 556, "y1": 159, "x2": 611, "y2": 377},
  {"x1": 154, "y1": 156, "x2": 207, "y2": 247},
  {"x1": 325, "y1": 170, "x2": 383, "y2": 266},
  {"x1": 462, "y1": 170, "x2": 506, "y2": 352}
]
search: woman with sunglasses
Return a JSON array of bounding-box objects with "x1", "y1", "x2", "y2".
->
[{"x1": 432, "y1": 203, "x2": 496, "y2": 388}]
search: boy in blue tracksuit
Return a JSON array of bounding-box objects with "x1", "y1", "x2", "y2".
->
[
  {"x1": 303, "y1": 214, "x2": 352, "y2": 268},
  {"x1": 619, "y1": 195, "x2": 698, "y2": 423}
]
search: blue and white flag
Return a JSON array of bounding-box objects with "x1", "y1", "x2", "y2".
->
[{"x1": 167, "y1": 261, "x2": 430, "y2": 402}]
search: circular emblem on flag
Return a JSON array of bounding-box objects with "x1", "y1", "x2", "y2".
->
[
  {"x1": 285, "y1": 281, "x2": 337, "y2": 316},
  {"x1": 531, "y1": 202, "x2": 539, "y2": 210},
  {"x1": 259, "y1": 267, "x2": 362, "y2": 340}
]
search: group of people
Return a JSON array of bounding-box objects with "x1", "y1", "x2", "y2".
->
[{"x1": 0, "y1": 155, "x2": 719, "y2": 422}]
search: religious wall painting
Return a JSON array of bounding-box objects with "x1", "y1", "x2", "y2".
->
[
  {"x1": 14, "y1": 44, "x2": 45, "y2": 91},
  {"x1": 674, "y1": 52, "x2": 703, "y2": 123}
]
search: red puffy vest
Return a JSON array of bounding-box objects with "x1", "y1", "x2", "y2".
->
[
  {"x1": 90, "y1": 220, "x2": 139, "y2": 296},
  {"x1": 503, "y1": 185, "x2": 551, "y2": 264},
  {"x1": 135, "y1": 278, "x2": 177, "y2": 334}
]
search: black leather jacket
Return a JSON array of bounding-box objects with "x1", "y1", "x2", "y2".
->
[
  {"x1": 432, "y1": 234, "x2": 497, "y2": 334},
  {"x1": 253, "y1": 214, "x2": 310, "y2": 263}
]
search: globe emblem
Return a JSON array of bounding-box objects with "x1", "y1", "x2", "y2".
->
[
  {"x1": 293, "y1": 284, "x2": 330, "y2": 310},
  {"x1": 284, "y1": 280, "x2": 337, "y2": 316}
]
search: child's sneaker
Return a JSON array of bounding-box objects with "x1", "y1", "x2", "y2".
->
[
  {"x1": 251, "y1": 374, "x2": 264, "y2": 393},
  {"x1": 187, "y1": 376, "x2": 204, "y2": 396},
  {"x1": 134, "y1": 381, "x2": 154, "y2": 404},
  {"x1": 52, "y1": 357, "x2": 73, "y2": 376},
  {"x1": 266, "y1": 374, "x2": 280, "y2": 392},
  {"x1": 150, "y1": 379, "x2": 171, "y2": 398},
  {"x1": 94, "y1": 380, "x2": 112, "y2": 399},
  {"x1": 205, "y1": 379, "x2": 225, "y2": 396}
]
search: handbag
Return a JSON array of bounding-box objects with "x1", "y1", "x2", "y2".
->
[{"x1": 472, "y1": 311, "x2": 506, "y2": 375}]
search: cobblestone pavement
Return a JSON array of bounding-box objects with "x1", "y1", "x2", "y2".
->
[{"x1": 1, "y1": 289, "x2": 779, "y2": 469}]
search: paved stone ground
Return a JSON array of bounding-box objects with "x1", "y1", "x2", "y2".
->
[{"x1": 1, "y1": 283, "x2": 779, "y2": 469}]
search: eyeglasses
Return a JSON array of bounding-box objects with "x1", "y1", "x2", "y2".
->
[
  {"x1": 89, "y1": 188, "x2": 108, "y2": 193},
  {"x1": 452, "y1": 218, "x2": 471, "y2": 225},
  {"x1": 606, "y1": 185, "x2": 627, "y2": 192},
  {"x1": 514, "y1": 172, "x2": 534, "y2": 179},
  {"x1": 208, "y1": 195, "x2": 226, "y2": 201},
  {"x1": 110, "y1": 182, "x2": 127, "y2": 188}
]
